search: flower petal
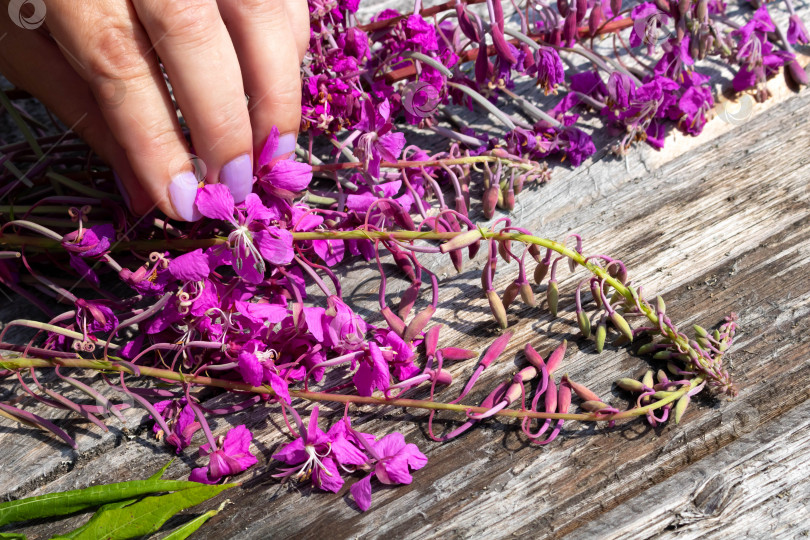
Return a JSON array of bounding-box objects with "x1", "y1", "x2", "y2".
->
[
  {"x1": 195, "y1": 184, "x2": 235, "y2": 221},
  {"x1": 350, "y1": 474, "x2": 373, "y2": 511},
  {"x1": 169, "y1": 249, "x2": 210, "y2": 282},
  {"x1": 254, "y1": 227, "x2": 294, "y2": 266}
]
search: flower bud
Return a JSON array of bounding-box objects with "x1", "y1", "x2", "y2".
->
[
  {"x1": 546, "y1": 339, "x2": 567, "y2": 374},
  {"x1": 589, "y1": 3, "x2": 604, "y2": 35},
  {"x1": 609, "y1": 311, "x2": 634, "y2": 342},
  {"x1": 504, "y1": 187, "x2": 516, "y2": 211},
  {"x1": 562, "y1": 375, "x2": 601, "y2": 402},
  {"x1": 637, "y1": 343, "x2": 656, "y2": 355},
  {"x1": 787, "y1": 60, "x2": 808, "y2": 87},
  {"x1": 575, "y1": 0, "x2": 587, "y2": 23},
  {"x1": 483, "y1": 184, "x2": 499, "y2": 219},
  {"x1": 519, "y1": 282, "x2": 536, "y2": 307},
  {"x1": 545, "y1": 377, "x2": 558, "y2": 412},
  {"x1": 504, "y1": 382, "x2": 523, "y2": 404},
  {"x1": 547, "y1": 280, "x2": 559, "y2": 317},
  {"x1": 397, "y1": 281, "x2": 420, "y2": 320},
  {"x1": 439, "y1": 347, "x2": 477, "y2": 361},
  {"x1": 678, "y1": 0, "x2": 691, "y2": 16},
  {"x1": 581, "y1": 400, "x2": 610, "y2": 412},
  {"x1": 674, "y1": 395, "x2": 690, "y2": 424},
  {"x1": 577, "y1": 311, "x2": 591, "y2": 339},
  {"x1": 595, "y1": 320, "x2": 607, "y2": 353},
  {"x1": 557, "y1": 0, "x2": 570, "y2": 18},
  {"x1": 617, "y1": 378, "x2": 645, "y2": 392},
  {"x1": 403, "y1": 304, "x2": 436, "y2": 342},
  {"x1": 534, "y1": 260, "x2": 550, "y2": 284},
  {"x1": 653, "y1": 351, "x2": 672, "y2": 360},
  {"x1": 449, "y1": 248, "x2": 463, "y2": 274},
  {"x1": 498, "y1": 239, "x2": 512, "y2": 263},
  {"x1": 480, "y1": 332, "x2": 513, "y2": 368},
  {"x1": 381, "y1": 306, "x2": 406, "y2": 336},
  {"x1": 523, "y1": 343, "x2": 545, "y2": 371},
  {"x1": 514, "y1": 365, "x2": 539, "y2": 383},
  {"x1": 591, "y1": 280, "x2": 603, "y2": 308},
  {"x1": 611, "y1": 0, "x2": 622, "y2": 16},
  {"x1": 502, "y1": 281, "x2": 520, "y2": 310},
  {"x1": 487, "y1": 290, "x2": 509, "y2": 329},
  {"x1": 652, "y1": 390, "x2": 674, "y2": 400},
  {"x1": 563, "y1": 11, "x2": 578, "y2": 45},
  {"x1": 391, "y1": 249, "x2": 416, "y2": 281},
  {"x1": 528, "y1": 244, "x2": 542, "y2": 263},
  {"x1": 456, "y1": 3, "x2": 480, "y2": 42},
  {"x1": 431, "y1": 368, "x2": 454, "y2": 386},
  {"x1": 424, "y1": 324, "x2": 442, "y2": 357},
  {"x1": 440, "y1": 229, "x2": 484, "y2": 254},
  {"x1": 557, "y1": 381, "x2": 572, "y2": 413},
  {"x1": 642, "y1": 370, "x2": 654, "y2": 389},
  {"x1": 696, "y1": 0, "x2": 707, "y2": 21},
  {"x1": 693, "y1": 324, "x2": 707, "y2": 337}
]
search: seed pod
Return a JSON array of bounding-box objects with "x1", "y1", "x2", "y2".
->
[
  {"x1": 610, "y1": 311, "x2": 634, "y2": 342},
  {"x1": 487, "y1": 289, "x2": 509, "y2": 329},
  {"x1": 381, "y1": 306, "x2": 406, "y2": 337},
  {"x1": 595, "y1": 320, "x2": 607, "y2": 353},
  {"x1": 674, "y1": 395, "x2": 690, "y2": 424},
  {"x1": 483, "y1": 184, "x2": 499, "y2": 219},
  {"x1": 403, "y1": 304, "x2": 436, "y2": 342},
  {"x1": 519, "y1": 282, "x2": 536, "y2": 307},
  {"x1": 547, "y1": 280, "x2": 559, "y2": 317},
  {"x1": 534, "y1": 260, "x2": 550, "y2": 284},
  {"x1": 577, "y1": 311, "x2": 591, "y2": 339},
  {"x1": 617, "y1": 378, "x2": 646, "y2": 392},
  {"x1": 502, "y1": 281, "x2": 520, "y2": 310}
]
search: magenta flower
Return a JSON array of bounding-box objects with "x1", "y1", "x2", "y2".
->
[
  {"x1": 352, "y1": 342, "x2": 390, "y2": 397},
  {"x1": 323, "y1": 295, "x2": 368, "y2": 352},
  {"x1": 527, "y1": 47, "x2": 564, "y2": 94},
  {"x1": 237, "y1": 339, "x2": 291, "y2": 404},
  {"x1": 256, "y1": 126, "x2": 313, "y2": 201},
  {"x1": 273, "y1": 407, "x2": 368, "y2": 493},
  {"x1": 152, "y1": 398, "x2": 200, "y2": 454},
  {"x1": 787, "y1": 14, "x2": 809, "y2": 45},
  {"x1": 196, "y1": 184, "x2": 294, "y2": 283},
  {"x1": 168, "y1": 248, "x2": 210, "y2": 283},
  {"x1": 189, "y1": 425, "x2": 257, "y2": 484},
  {"x1": 62, "y1": 224, "x2": 115, "y2": 286},
  {"x1": 353, "y1": 99, "x2": 406, "y2": 178},
  {"x1": 350, "y1": 431, "x2": 428, "y2": 511}
]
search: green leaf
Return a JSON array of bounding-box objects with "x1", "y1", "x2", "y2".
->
[
  {"x1": 59, "y1": 484, "x2": 235, "y2": 540},
  {"x1": 0, "y1": 480, "x2": 198, "y2": 527},
  {"x1": 0, "y1": 532, "x2": 27, "y2": 539},
  {"x1": 160, "y1": 500, "x2": 229, "y2": 540},
  {"x1": 149, "y1": 459, "x2": 176, "y2": 481}
]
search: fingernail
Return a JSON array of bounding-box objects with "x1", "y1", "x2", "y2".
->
[
  {"x1": 113, "y1": 172, "x2": 132, "y2": 211},
  {"x1": 274, "y1": 133, "x2": 297, "y2": 160},
  {"x1": 220, "y1": 154, "x2": 253, "y2": 203},
  {"x1": 168, "y1": 171, "x2": 202, "y2": 222}
]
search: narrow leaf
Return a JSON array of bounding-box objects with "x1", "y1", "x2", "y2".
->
[
  {"x1": 160, "y1": 500, "x2": 229, "y2": 540},
  {"x1": 148, "y1": 460, "x2": 176, "y2": 481}
]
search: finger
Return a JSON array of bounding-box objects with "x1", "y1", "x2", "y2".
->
[
  {"x1": 282, "y1": 0, "x2": 310, "y2": 62},
  {"x1": 44, "y1": 0, "x2": 201, "y2": 221},
  {"x1": 218, "y1": 0, "x2": 303, "y2": 161},
  {"x1": 0, "y1": 14, "x2": 146, "y2": 214},
  {"x1": 132, "y1": 0, "x2": 255, "y2": 202}
]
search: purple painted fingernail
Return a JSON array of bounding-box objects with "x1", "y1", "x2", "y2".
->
[
  {"x1": 220, "y1": 154, "x2": 253, "y2": 203},
  {"x1": 274, "y1": 133, "x2": 297, "y2": 160},
  {"x1": 113, "y1": 172, "x2": 132, "y2": 210},
  {"x1": 168, "y1": 171, "x2": 202, "y2": 222}
]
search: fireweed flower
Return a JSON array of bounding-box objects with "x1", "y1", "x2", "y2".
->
[
  {"x1": 152, "y1": 398, "x2": 200, "y2": 454},
  {"x1": 61, "y1": 224, "x2": 115, "y2": 287},
  {"x1": 273, "y1": 407, "x2": 367, "y2": 493},
  {"x1": 528, "y1": 47, "x2": 565, "y2": 95},
  {"x1": 349, "y1": 430, "x2": 428, "y2": 511},
  {"x1": 787, "y1": 14, "x2": 809, "y2": 45},
  {"x1": 732, "y1": 5, "x2": 793, "y2": 94},
  {"x1": 256, "y1": 126, "x2": 313, "y2": 204},
  {"x1": 189, "y1": 424, "x2": 258, "y2": 484},
  {"x1": 237, "y1": 339, "x2": 291, "y2": 404},
  {"x1": 353, "y1": 99, "x2": 406, "y2": 178},
  {"x1": 196, "y1": 184, "x2": 294, "y2": 283}
]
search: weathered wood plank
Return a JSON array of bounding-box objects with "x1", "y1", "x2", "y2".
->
[{"x1": 565, "y1": 399, "x2": 810, "y2": 539}]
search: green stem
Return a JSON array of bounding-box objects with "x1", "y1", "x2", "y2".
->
[{"x1": 0, "y1": 355, "x2": 698, "y2": 423}]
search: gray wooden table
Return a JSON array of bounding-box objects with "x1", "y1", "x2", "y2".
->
[{"x1": 2, "y1": 7, "x2": 810, "y2": 540}]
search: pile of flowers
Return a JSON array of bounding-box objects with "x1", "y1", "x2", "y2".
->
[{"x1": 0, "y1": 0, "x2": 799, "y2": 512}]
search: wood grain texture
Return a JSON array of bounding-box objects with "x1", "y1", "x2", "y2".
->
[{"x1": 3, "y1": 8, "x2": 810, "y2": 540}]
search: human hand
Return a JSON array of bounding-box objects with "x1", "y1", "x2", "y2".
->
[{"x1": 0, "y1": 0, "x2": 309, "y2": 220}]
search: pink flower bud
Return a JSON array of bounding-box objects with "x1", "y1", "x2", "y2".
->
[
  {"x1": 557, "y1": 380, "x2": 572, "y2": 413},
  {"x1": 431, "y1": 368, "x2": 453, "y2": 386},
  {"x1": 545, "y1": 377, "x2": 558, "y2": 412},
  {"x1": 546, "y1": 339, "x2": 567, "y2": 374},
  {"x1": 456, "y1": 3, "x2": 480, "y2": 42},
  {"x1": 404, "y1": 304, "x2": 436, "y2": 342},
  {"x1": 391, "y1": 249, "x2": 416, "y2": 282},
  {"x1": 787, "y1": 60, "x2": 808, "y2": 87},
  {"x1": 528, "y1": 244, "x2": 542, "y2": 263},
  {"x1": 381, "y1": 306, "x2": 406, "y2": 337},
  {"x1": 439, "y1": 347, "x2": 477, "y2": 361},
  {"x1": 523, "y1": 343, "x2": 546, "y2": 371},
  {"x1": 498, "y1": 239, "x2": 512, "y2": 263},
  {"x1": 563, "y1": 11, "x2": 578, "y2": 45},
  {"x1": 514, "y1": 365, "x2": 539, "y2": 383},
  {"x1": 491, "y1": 25, "x2": 517, "y2": 64},
  {"x1": 678, "y1": 0, "x2": 691, "y2": 16},
  {"x1": 502, "y1": 281, "x2": 520, "y2": 310},
  {"x1": 440, "y1": 229, "x2": 484, "y2": 254},
  {"x1": 611, "y1": 0, "x2": 622, "y2": 16},
  {"x1": 589, "y1": 3, "x2": 604, "y2": 35},
  {"x1": 397, "y1": 281, "x2": 420, "y2": 320},
  {"x1": 581, "y1": 400, "x2": 609, "y2": 412},
  {"x1": 575, "y1": 0, "x2": 587, "y2": 23},
  {"x1": 486, "y1": 290, "x2": 508, "y2": 329},
  {"x1": 519, "y1": 282, "x2": 536, "y2": 307},
  {"x1": 590, "y1": 279, "x2": 603, "y2": 308},
  {"x1": 480, "y1": 332, "x2": 513, "y2": 368},
  {"x1": 534, "y1": 260, "x2": 549, "y2": 284},
  {"x1": 557, "y1": 0, "x2": 570, "y2": 17},
  {"x1": 504, "y1": 187, "x2": 515, "y2": 211},
  {"x1": 483, "y1": 184, "x2": 499, "y2": 219},
  {"x1": 562, "y1": 375, "x2": 601, "y2": 402},
  {"x1": 424, "y1": 324, "x2": 442, "y2": 357}
]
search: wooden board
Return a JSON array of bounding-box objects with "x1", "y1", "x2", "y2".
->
[{"x1": 2, "y1": 9, "x2": 810, "y2": 540}]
